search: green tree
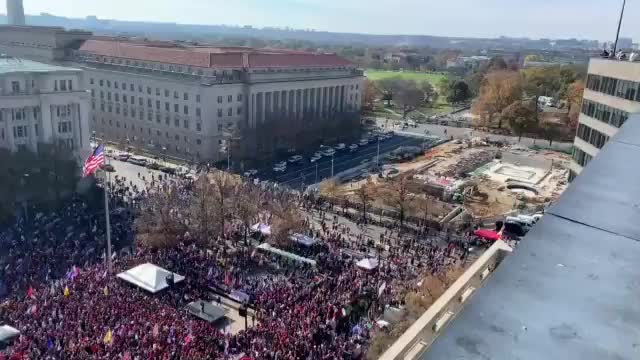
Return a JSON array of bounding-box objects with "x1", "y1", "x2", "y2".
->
[
  {"x1": 436, "y1": 77, "x2": 451, "y2": 99},
  {"x1": 501, "y1": 101, "x2": 537, "y2": 142},
  {"x1": 472, "y1": 70, "x2": 524, "y2": 128},
  {"x1": 446, "y1": 80, "x2": 472, "y2": 104},
  {"x1": 539, "y1": 119, "x2": 563, "y2": 146},
  {"x1": 419, "y1": 80, "x2": 438, "y2": 107}
]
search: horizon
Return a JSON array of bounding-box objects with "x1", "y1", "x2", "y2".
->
[{"x1": 20, "y1": 0, "x2": 636, "y2": 43}]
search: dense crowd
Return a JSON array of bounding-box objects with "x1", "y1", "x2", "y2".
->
[{"x1": 0, "y1": 171, "x2": 470, "y2": 359}]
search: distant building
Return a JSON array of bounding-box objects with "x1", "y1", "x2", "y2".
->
[
  {"x1": 569, "y1": 57, "x2": 640, "y2": 180},
  {"x1": 0, "y1": 26, "x2": 364, "y2": 163},
  {"x1": 446, "y1": 56, "x2": 489, "y2": 70},
  {"x1": 0, "y1": 56, "x2": 91, "y2": 159},
  {"x1": 6, "y1": 0, "x2": 25, "y2": 26}
]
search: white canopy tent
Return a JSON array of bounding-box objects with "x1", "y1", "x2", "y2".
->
[
  {"x1": 251, "y1": 223, "x2": 272, "y2": 236},
  {"x1": 117, "y1": 263, "x2": 185, "y2": 293},
  {"x1": 356, "y1": 258, "x2": 379, "y2": 270},
  {"x1": 0, "y1": 325, "x2": 19, "y2": 343},
  {"x1": 290, "y1": 233, "x2": 317, "y2": 247},
  {"x1": 257, "y1": 243, "x2": 317, "y2": 266}
]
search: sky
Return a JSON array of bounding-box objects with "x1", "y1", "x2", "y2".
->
[{"x1": 22, "y1": 0, "x2": 638, "y2": 41}]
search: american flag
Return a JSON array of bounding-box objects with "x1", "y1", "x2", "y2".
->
[{"x1": 83, "y1": 144, "x2": 105, "y2": 177}]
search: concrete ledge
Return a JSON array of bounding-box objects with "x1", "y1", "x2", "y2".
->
[{"x1": 379, "y1": 240, "x2": 513, "y2": 360}]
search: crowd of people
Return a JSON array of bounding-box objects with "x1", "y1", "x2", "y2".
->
[{"x1": 0, "y1": 169, "x2": 471, "y2": 359}]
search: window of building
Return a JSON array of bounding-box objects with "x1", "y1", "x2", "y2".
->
[
  {"x1": 100, "y1": 79, "x2": 104, "y2": 87},
  {"x1": 237, "y1": 107, "x2": 242, "y2": 115},
  {"x1": 131, "y1": 95, "x2": 135, "y2": 104},
  {"x1": 174, "y1": 104, "x2": 179, "y2": 113},
  {"x1": 34, "y1": 123, "x2": 38, "y2": 136},
  {"x1": 184, "y1": 106, "x2": 189, "y2": 115},
  {"x1": 140, "y1": 111, "x2": 144, "y2": 120},
  {"x1": 156, "y1": 114, "x2": 161, "y2": 123},
  {"x1": 131, "y1": 109, "x2": 136, "y2": 118},
  {"x1": 196, "y1": 108, "x2": 201, "y2": 117},
  {"x1": 184, "y1": 119, "x2": 189, "y2": 129},
  {"x1": 123, "y1": 95, "x2": 127, "y2": 104},
  {"x1": 156, "y1": 88, "x2": 160, "y2": 96},
  {"x1": 227, "y1": 95, "x2": 233, "y2": 103},
  {"x1": 148, "y1": 112, "x2": 152, "y2": 121},
  {"x1": 165, "y1": 89, "x2": 169, "y2": 97},
  {"x1": 108, "y1": 105, "x2": 112, "y2": 113},
  {"x1": 218, "y1": 109, "x2": 223, "y2": 117},
  {"x1": 196, "y1": 94, "x2": 201, "y2": 103},
  {"x1": 60, "y1": 80, "x2": 67, "y2": 91},
  {"x1": 165, "y1": 115, "x2": 170, "y2": 126},
  {"x1": 156, "y1": 100, "x2": 160, "y2": 110},
  {"x1": 68, "y1": 80, "x2": 73, "y2": 91},
  {"x1": 115, "y1": 93, "x2": 119, "y2": 102},
  {"x1": 165, "y1": 102, "x2": 170, "y2": 111},
  {"x1": 184, "y1": 93, "x2": 189, "y2": 101},
  {"x1": 138, "y1": 85, "x2": 142, "y2": 93},
  {"x1": 130, "y1": 84, "x2": 134, "y2": 91},
  {"x1": 227, "y1": 108, "x2": 232, "y2": 116},
  {"x1": 106, "y1": 80, "x2": 111, "y2": 88},
  {"x1": 174, "y1": 91, "x2": 179, "y2": 99},
  {"x1": 100, "y1": 103, "x2": 105, "y2": 112},
  {"x1": 196, "y1": 123, "x2": 202, "y2": 132},
  {"x1": 122, "y1": 82, "x2": 126, "y2": 89},
  {"x1": 147, "y1": 87, "x2": 151, "y2": 94},
  {"x1": 147, "y1": 99, "x2": 152, "y2": 107},
  {"x1": 114, "y1": 82, "x2": 119, "y2": 89},
  {"x1": 196, "y1": 139, "x2": 202, "y2": 145},
  {"x1": 90, "y1": 78, "x2": 95, "y2": 85},
  {"x1": 237, "y1": 94, "x2": 243, "y2": 102},
  {"x1": 107, "y1": 92, "x2": 112, "y2": 101},
  {"x1": 174, "y1": 118, "x2": 180, "y2": 127},
  {"x1": 217, "y1": 96, "x2": 223, "y2": 103}
]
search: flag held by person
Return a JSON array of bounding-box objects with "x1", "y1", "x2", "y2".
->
[
  {"x1": 83, "y1": 144, "x2": 105, "y2": 177},
  {"x1": 103, "y1": 329, "x2": 113, "y2": 345},
  {"x1": 63, "y1": 286, "x2": 70, "y2": 297}
]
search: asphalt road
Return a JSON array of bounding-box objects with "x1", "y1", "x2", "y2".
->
[
  {"x1": 105, "y1": 134, "x2": 433, "y2": 190},
  {"x1": 378, "y1": 119, "x2": 573, "y2": 151},
  {"x1": 253, "y1": 135, "x2": 427, "y2": 189}
]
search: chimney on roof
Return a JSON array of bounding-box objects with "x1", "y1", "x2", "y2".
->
[{"x1": 7, "y1": 0, "x2": 25, "y2": 26}]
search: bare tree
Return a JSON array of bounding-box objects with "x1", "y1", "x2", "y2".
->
[
  {"x1": 189, "y1": 176, "x2": 218, "y2": 245},
  {"x1": 234, "y1": 183, "x2": 260, "y2": 246},
  {"x1": 356, "y1": 179, "x2": 375, "y2": 223},
  {"x1": 136, "y1": 182, "x2": 189, "y2": 248},
  {"x1": 388, "y1": 175, "x2": 412, "y2": 228},
  {"x1": 209, "y1": 170, "x2": 240, "y2": 239}
]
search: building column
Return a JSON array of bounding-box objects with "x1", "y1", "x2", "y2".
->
[{"x1": 78, "y1": 101, "x2": 91, "y2": 155}]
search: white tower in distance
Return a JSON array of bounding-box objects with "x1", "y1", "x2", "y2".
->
[{"x1": 7, "y1": 0, "x2": 25, "y2": 26}]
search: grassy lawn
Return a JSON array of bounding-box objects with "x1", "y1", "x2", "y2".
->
[{"x1": 364, "y1": 69, "x2": 448, "y2": 84}]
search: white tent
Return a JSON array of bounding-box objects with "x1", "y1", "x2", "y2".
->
[
  {"x1": 356, "y1": 258, "x2": 379, "y2": 270},
  {"x1": 251, "y1": 223, "x2": 272, "y2": 236},
  {"x1": 117, "y1": 263, "x2": 185, "y2": 293},
  {"x1": 0, "y1": 325, "x2": 19, "y2": 343},
  {"x1": 290, "y1": 233, "x2": 317, "y2": 247}
]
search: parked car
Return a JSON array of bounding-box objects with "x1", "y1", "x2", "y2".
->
[
  {"x1": 243, "y1": 169, "x2": 259, "y2": 177},
  {"x1": 288, "y1": 155, "x2": 303, "y2": 163},
  {"x1": 310, "y1": 154, "x2": 322, "y2": 163},
  {"x1": 334, "y1": 143, "x2": 346, "y2": 151},
  {"x1": 128, "y1": 156, "x2": 147, "y2": 166},
  {"x1": 273, "y1": 164, "x2": 287, "y2": 173},
  {"x1": 322, "y1": 148, "x2": 336, "y2": 157},
  {"x1": 146, "y1": 162, "x2": 161, "y2": 170},
  {"x1": 101, "y1": 164, "x2": 116, "y2": 172},
  {"x1": 159, "y1": 166, "x2": 176, "y2": 175},
  {"x1": 349, "y1": 144, "x2": 359, "y2": 152},
  {"x1": 360, "y1": 158, "x2": 371, "y2": 165},
  {"x1": 313, "y1": 151, "x2": 324, "y2": 158},
  {"x1": 115, "y1": 153, "x2": 130, "y2": 161},
  {"x1": 359, "y1": 139, "x2": 369, "y2": 146}
]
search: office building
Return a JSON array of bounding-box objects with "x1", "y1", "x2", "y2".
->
[
  {"x1": 569, "y1": 57, "x2": 640, "y2": 181},
  {"x1": 0, "y1": 56, "x2": 91, "y2": 158},
  {"x1": 6, "y1": 0, "x2": 25, "y2": 26},
  {"x1": 0, "y1": 26, "x2": 364, "y2": 163}
]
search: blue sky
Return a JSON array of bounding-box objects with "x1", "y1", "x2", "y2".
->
[{"x1": 23, "y1": 0, "x2": 637, "y2": 41}]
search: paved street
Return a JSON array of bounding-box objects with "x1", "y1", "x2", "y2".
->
[{"x1": 377, "y1": 118, "x2": 573, "y2": 152}]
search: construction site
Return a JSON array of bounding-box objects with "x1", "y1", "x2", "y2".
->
[{"x1": 322, "y1": 137, "x2": 570, "y2": 230}]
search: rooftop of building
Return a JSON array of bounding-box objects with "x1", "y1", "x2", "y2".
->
[
  {"x1": 76, "y1": 38, "x2": 355, "y2": 70},
  {"x1": 421, "y1": 114, "x2": 640, "y2": 360},
  {"x1": 0, "y1": 56, "x2": 81, "y2": 74},
  {"x1": 0, "y1": 25, "x2": 92, "y2": 35}
]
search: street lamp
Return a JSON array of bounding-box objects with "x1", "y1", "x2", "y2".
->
[
  {"x1": 315, "y1": 162, "x2": 319, "y2": 183},
  {"x1": 331, "y1": 153, "x2": 335, "y2": 177},
  {"x1": 376, "y1": 136, "x2": 380, "y2": 168}
]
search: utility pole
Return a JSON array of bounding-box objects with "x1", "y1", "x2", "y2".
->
[
  {"x1": 613, "y1": 0, "x2": 627, "y2": 55},
  {"x1": 315, "y1": 162, "x2": 319, "y2": 183},
  {"x1": 331, "y1": 153, "x2": 334, "y2": 177},
  {"x1": 376, "y1": 137, "x2": 380, "y2": 167}
]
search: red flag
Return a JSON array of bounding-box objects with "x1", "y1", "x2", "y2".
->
[
  {"x1": 27, "y1": 286, "x2": 34, "y2": 299},
  {"x1": 123, "y1": 351, "x2": 131, "y2": 360},
  {"x1": 224, "y1": 271, "x2": 231, "y2": 286}
]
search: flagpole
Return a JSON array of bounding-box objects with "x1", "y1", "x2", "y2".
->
[{"x1": 102, "y1": 153, "x2": 113, "y2": 274}]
